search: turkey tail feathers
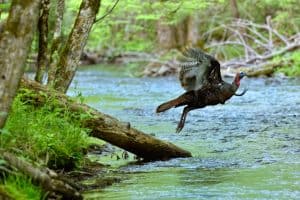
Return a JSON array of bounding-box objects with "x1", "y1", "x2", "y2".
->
[
  {"x1": 156, "y1": 97, "x2": 186, "y2": 113},
  {"x1": 156, "y1": 100, "x2": 175, "y2": 113}
]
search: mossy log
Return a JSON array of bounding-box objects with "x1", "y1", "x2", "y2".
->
[
  {"x1": 236, "y1": 61, "x2": 284, "y2": 77},
  {"x1": 244, "y1": 66, "x2": 275, "y2": 77},
  {"x1": 244, "y1": 63, "x2": 279, "y2": 77},
  {"x1": 20, "y1": 78, "x2": 192, "y2": 161}
]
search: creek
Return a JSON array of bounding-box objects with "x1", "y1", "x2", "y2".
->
[{"x1": 69, "y1": 65, "x2": 300, "y2": 199}]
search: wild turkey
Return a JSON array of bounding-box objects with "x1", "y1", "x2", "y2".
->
[{"x1": 156, "y1": 48, "x2": 247, "y2": 133}]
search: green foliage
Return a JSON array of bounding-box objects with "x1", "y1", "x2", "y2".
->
[
  {"x1": 0, "y1": 1, "x2": 11, "y2": 20},
  {"x1": 276, "y1": 51, "x2": 300, "y2": 76},
  {"x1": 12, "y1": 0, "x2": 296, "y2": 59},
  {"x1": 0, "y1": 175, "x2": 42, "y2": 200},
  {"x1": 213, "y1": 45, "x2": 245, "y2": 61},
  {"x1": 83, "y1": 0, "x2": 300, "y2": 55},
  {"x1": 0, "y1": 93, "x2": 90, "y2": 170},
  {"x1": 86, "y1": 0, "x2": 210, "y2": 51},
  {"x1": 3, "y1": 0, "x2": 300, "y2": 55}
]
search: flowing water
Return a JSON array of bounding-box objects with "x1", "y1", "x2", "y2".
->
[{"x1": 69, "y1": 65, "x2": 300, "y2": 199}]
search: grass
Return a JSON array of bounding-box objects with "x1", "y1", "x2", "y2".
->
[
  {"x1": 0, "y1": 92, "x2": 90, "y2": 170},
  {"x1": 276, "y1": 51, "x2": 300, "y2": 76},
  {"x1": 0, "y1": 175, "x2": 43, "y2": 200},
  {"x1": 0, "y1": 90, "x2": 109, "y2": 199}
]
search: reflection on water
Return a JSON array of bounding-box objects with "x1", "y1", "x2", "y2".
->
[{"x1": 69, "y1": 65, "x2": 300, "y2": 199}]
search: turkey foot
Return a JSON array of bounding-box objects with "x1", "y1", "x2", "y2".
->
[{"x1": 176, "y1": 106, "x2": 195, "y2": 133}]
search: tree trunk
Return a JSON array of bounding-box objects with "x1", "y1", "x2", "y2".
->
[
  {"x1": 52, "y1": 0, "x2": 100, "y2": 93},
  {"x1": 1, "y1": 151, "x2": 82, "y2": 199},
  {"x1": 186, "y1": 15, "x2": 199, "y2": 46},
  {"x1": 230, "y1": 0, "x2": 240, "y2": 18},
  {"x1": 47, "y1": 0, "x2": 65, "y2": 86},
  {"x1": 20, "y1": 78, "x2": 192, "y2": 161},
  {"x1": 175, "y1": 18, "x2": 188, "y2": 49},
  {"x1": 35, "y1": 0, "x2": 50, "y2": 83},
  {"x1": 0, "y1": 0, "x2": 40, "y2": 129},
  {"x1": 156, "y1": 20, "x2": 177, "y2": 50},
  {"x1": 156, "y1": 16, "x2": 199, "y2": 51}
]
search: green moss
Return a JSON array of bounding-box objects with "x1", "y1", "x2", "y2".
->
[
  {"x1": 100, "y1": 94, "x2": 130, "y2": 102},
  {"x1": 86, "y1": 137, "x2": 106, "y2": 147}
]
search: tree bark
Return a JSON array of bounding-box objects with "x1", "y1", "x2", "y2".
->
[
  {"x1": 1, "y1": 151, "x2": 82, "y2": 200},
  {"x1": 229, "y1": 0, "x2": 240, "y2": 18},
  {"x1": 52, "y1": 0, "x2": 100, "y2": 93},
  {"x1": 47, "y1": 0, "x2": 65, "y2": 86},
  {"x1": 156, "y1": 20, "x2": 177, "y2": 50},
  {"x1": 35, "y1": 0, "x2": 50, "y2": 83},
  {"x1": 186, "y1": 15, "x2": 199, "y2": 47},
  {"x1": 0, "y1": 0, "x2": 40, "y2": 129},
  {"x1": 156, "y1": 16, "x2": 199, "y2": 51},
  {"x1": 20, "y1": 78, "x2": 192, "y2": 161}
]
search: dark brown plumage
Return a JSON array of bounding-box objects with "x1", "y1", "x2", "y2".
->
[{"x1": 156, "y1": 48, "x2": 247, "y2": 133}]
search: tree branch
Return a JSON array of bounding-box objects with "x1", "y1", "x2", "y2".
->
[
  {"x1": 94, "y1": 0, "x2": 119, "y2": 23},
  {"x1": 48, "y1": 0, "x2": 65, "y2": 86},
  {"x1": 35, "y1": 0, "x2": 50, "y2": 83},
  {"x1": 205, "y1": 18, "x2": 300, "y2": 71}
]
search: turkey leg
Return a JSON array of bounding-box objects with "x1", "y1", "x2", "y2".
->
[{"x1": 176, "y1": 106, "x2": 197, "y2": 133}]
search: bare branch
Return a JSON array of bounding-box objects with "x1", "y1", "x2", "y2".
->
[
  {"x1": 169, "y1": 1, "x2": 183, "y2": 14},
  {"x1": 226, "y1": 26, "x2": 260, "y2": 57},
  {"x1": 207, "y1": 41, "x2": 244, "y2": 48},
  {"x1": 241, "y1": 33, "x2": 271, "y2": 51},
  {"x1": 234, "y1": 21, "x2": 269, "y2": 43},
  {"x1": 94, "y1": 0, "x2": 119, "y2": 23},
  {"x1": 266, "y1": 16, "x2": 273, "y2": 49},
  {"x1": 205, "y1": 18, "x2": 300, "y2": 72},
  {"x1": 237, "y1": 19, "x2": 290, "y2": 45},
  {"x1": 271, "y1": 27, "x2": 290, "y2": 45},
  {"x1": 245, "y1": 41, "x2": 300, "y2": 64}
]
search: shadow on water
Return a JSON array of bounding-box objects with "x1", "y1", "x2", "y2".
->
[{"x1": 69, "y1": 65, "x2": 300, "y2": 199}]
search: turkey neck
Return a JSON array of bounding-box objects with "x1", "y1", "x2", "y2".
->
[
  {"x1": 220, "y1": 74, "x2": 240, "y2": 90},
  {"x1": 217, "y1": 75, "x2": 241, "y2": 102},
  {"x1": 232, "y1": 73, "x2": 242, "y2": 92}
]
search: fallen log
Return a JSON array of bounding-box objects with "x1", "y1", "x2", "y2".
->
[
  {"x1": 20, "y1": 78, "x2": 192, "y2": 161},
  {"x1": 244, "y1": 65, "x2": 275, "y2": 77},
  {"x1": 1, "y1": 150, "x2": 82, "y2": 200},
  {"x1": 237, "y1": 60, "x2": 286, "y2": 77}
]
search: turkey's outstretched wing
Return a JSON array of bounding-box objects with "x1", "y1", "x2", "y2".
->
[
  {"x1": 179, "y1": 48, "x2": 222, "y2": 91},
  {"x1": 207, "y1": 58, "x2": 222, "y2": 85}
]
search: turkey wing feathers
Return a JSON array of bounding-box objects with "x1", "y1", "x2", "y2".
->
[{"x1": 179, "y1": 48, "x2": 222, "y2": 91}]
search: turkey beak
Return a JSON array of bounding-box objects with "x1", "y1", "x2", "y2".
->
[
  {"x1": 240, "y1": 72, "x2": 247, "y2": 79},
  {"x1": 235, "y1": 88, "x2": 248, "y2": 96}
]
